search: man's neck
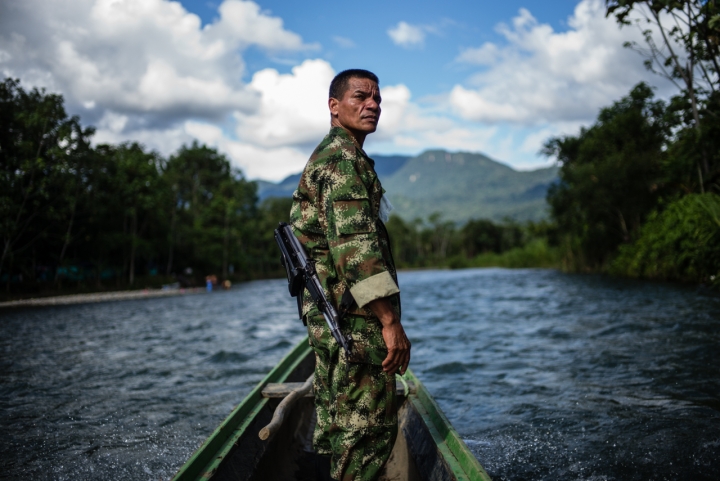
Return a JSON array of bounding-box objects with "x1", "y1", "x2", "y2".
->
[{"x1": 331, "y1": 121, "x2": 366, "y2": 148}]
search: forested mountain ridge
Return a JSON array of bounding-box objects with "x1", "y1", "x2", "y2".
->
[
  {"x1": 383, "y1": 150, "x2": 557, "y2": 222},
  {"x1": 257, "y1": 150, "x2": 558, "y2": 222},
  {"x1": 256, "y1": 154, "x2": 411, "y2": 201}
]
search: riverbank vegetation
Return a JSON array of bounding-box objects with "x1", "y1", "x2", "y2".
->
[
  {"x1": 542, "y1": 1, "x2": 720, "y2": 287},
  {"x1": 0, "y1": 77, "x2": 287, "y2": 300},
  {"x1": 0, "y1": 77, "x2": 554, "y2": 301},
  {"x1": 385, "y1": 215, "x2": 560, "y2": 270}
]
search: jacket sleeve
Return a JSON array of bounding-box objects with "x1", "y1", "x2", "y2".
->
[{"x1": 320, "y1": 157, "x2": 399, "y2": 308}]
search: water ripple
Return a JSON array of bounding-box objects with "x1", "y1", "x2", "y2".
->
[{"x1": 1, "y1": 270, "x2": 719, "y2": 480}]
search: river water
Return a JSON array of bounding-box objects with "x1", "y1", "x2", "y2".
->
[{"x1": 1, "y1": 268, "x2": 718, "y2": 480}]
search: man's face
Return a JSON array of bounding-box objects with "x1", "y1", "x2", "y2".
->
[{"x1": 329, "y1": 77, "x2": 381, "y2": 136}]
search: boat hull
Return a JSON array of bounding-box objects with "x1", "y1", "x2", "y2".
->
[{"x1": 172, "y1": 338, "x2": 491, "y2": 481}]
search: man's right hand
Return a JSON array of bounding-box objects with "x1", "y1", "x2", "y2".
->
[{"x1": 367, "y1": 297, "x2": 411, "y2": 375}]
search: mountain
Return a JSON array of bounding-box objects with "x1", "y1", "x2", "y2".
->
[
  {"x1": 368, "y1": 154, "x2": 411, "y2": 178},
  {"x1": 382, "y1": 150, "x2": 557, "y2": 222},
  {"x1": 255, "y1": 149, "x2": 557, "y2": 222},
  {"x1": 255, "y1": 173, "x2": 302, "y2": 201},
  {"x1": 255, "y1": 154, "x2": 411, "y2": 201}
]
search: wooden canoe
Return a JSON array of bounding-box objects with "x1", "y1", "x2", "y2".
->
[{"x1": 172, "y1": 338, "x2": 492, "y2": 481}]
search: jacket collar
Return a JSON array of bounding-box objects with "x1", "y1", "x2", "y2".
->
[{"x1": 329, "y1": 127, "x2": 374, "y2": 167}]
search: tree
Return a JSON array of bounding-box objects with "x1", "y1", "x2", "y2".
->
[
  {"x1": 607, "y1": 0, "x2": 720, "y2": 189},
  {"x1": 164, "y1": 142, "x2": 256, "y2": 279},
  {"x1": 111, "y1": 143, "x2": 164, "y2": 285},
  {"x1": 0, "y1": 78, "x2": 94, "y2": 285},
  {"x1": 544, "y1": 83, "x2": 670, "y2": 269}
]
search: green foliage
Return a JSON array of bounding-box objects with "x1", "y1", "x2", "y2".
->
[
  {"x1": 606, "y1": 0, "x2": 720, "y2": 192},
  {"x1": 542, "y1": 3, "x2": 719, "y2": 285},
  {"x1": 610, "y1": 193, "x2": 720, "y2": 284},
  {"x1": 0, "y1": 78, "x2": 283, "y2": 297},
  {"x1": 461, "y1": 218, "x2": 524, "y2": 256},
  {"x1": 385, "y1": 213, "x2": 558, "y2": 269},
  {"x1": 449, "y1": 239, "x2": 560, "y2": 270},
  {"x1": 0, "y1": 78, "x2": 95, "y2": 282},
  {"x1": 242, "y1": 197, "x2": 294, "y2": 278},
  {"x1": 545, "y1": 83, "x2": 669, "y2": 270},
  {"x1": 163, "y1": 142, "x2": 258, "y2": 281},
  {"x1": 607, "y1": 1, "x2": 720, "y2": 94}
]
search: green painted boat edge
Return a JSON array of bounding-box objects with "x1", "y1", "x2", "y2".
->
[
  {"x1": 171, "y1": 338, "x2": 313, "y2": 481},
  {"x1": 172, "y1": 337, "x2": 492, "y2": 481},
  {"x1": 404, "y1": 370, "x2": 492, "y2": 481}
]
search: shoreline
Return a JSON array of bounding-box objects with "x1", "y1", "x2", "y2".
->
[{"x1": 0, "y1": 287, "x2": 205, "y2": 309}]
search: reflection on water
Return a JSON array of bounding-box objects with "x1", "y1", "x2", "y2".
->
[{"x1": 1, "y1": 269, "x2": 719, "y2": 480}]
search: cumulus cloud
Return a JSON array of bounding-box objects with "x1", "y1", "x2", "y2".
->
[
  {"x1": 0, "y1": 0, "x2": 311, "y2": 126},
  {"x1": 364, "y1": 84, "x2": 503, "y2": 161},
  {"x1": 186, "y1": 121, "x2": 311, "y2": 180},
  {"x1": 451, "y1": 0, "x2": 667, "y2": 125},
  {"x1": 0, "y1": 0, "x2": 668, "y2": 178},
  {"x1": 235, "y1": 59, "x2": 335, "y2": 149},
  {"x1": 0, "y1": 0, "x2": 325, "y2": 179},
  {"x1": 456, "y1": 42, "x2": 500, "y2": 65},
  {"x1": 387, "y1": 21, "x2": 426, "y2": 48}
]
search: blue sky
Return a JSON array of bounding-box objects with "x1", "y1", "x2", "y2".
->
[
  {"x1": 0, "y1": 0, "x2": 667, "y2": 180},
  {"x1": 181, "y1": 0, "x2": 582, "y2": 93}
]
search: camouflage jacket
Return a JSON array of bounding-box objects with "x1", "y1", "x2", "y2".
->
[{"x1": 290, "y1": 127, "x2": 400, "y2": 320}]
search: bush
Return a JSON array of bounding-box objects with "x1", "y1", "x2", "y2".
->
[
  {"x1": 610, "y1": 193, "x2": 720, "y2": 285},
  {"x1": 450, "y1": 238, "x2": 560, "y2": 269}
]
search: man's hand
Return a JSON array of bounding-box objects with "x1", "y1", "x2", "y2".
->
[{"x1": 367, "y1": 297, "x2": 411, "y2": 375}]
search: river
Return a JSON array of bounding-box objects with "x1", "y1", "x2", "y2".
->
[{"x1": 1, "y1": 268, "x2": 719, "y2": 480}]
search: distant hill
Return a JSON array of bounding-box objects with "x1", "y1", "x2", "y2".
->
[
  {"x1": 256, "y1": 173, "x2": 302, "y2": 201},
  {"x1": 256, "y1": 154, "x2": 411, "y2": 201},
  {"x1": 255, "y1": 149, "x2": 557, "y2": 222},
  {"x1": 383, "y1": 150, "x2": 557, "y2": 222}
]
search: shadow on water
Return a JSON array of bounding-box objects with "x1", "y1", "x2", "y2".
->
[{"x1": 1, "y1": 269, "x2": 719, "y2": 480}]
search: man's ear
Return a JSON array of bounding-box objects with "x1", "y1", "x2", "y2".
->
[{"x1": 328, "y1": 97, "x2": 338, "y2": 117}]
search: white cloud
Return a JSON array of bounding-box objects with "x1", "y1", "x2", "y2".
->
[
  {"x1": 235, "y1": 59, "x2": 335, "y2": 149},
  {"x1": 387, "y1": 21, "x2": 426, "y2": 48},
  {"x1": 0, "y1": 0, "x2": 311, "y2": 124},
  {"x1": 207, "y1": 0, "x2": 308, "y2": 51},
  {"x1": 0, "y1": 0, "x2": 671, "y2": 179},
  {"x1": 185, "y1": 121, "x2": 310, "y2": 180},
  {"x1": 456, "y1": 42, "x2": 500, "y2": 65},
  {"x1": 365, "y1": 84, "x2": 503, "y2": 161},
  {"x1": 451, "y1": 0, "x2": 669, "y2": 125},
  {"x1": 0, "y1": 0, "x2": 325, "y2": 180}
]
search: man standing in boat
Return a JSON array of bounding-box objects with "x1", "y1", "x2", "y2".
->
[{"x1": 290, "y1": 69, "x2": 411, "y2": 481}]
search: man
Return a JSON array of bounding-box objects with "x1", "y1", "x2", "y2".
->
[{"x1": 290, "y1": 69, "x2": 411, "y2": 481}]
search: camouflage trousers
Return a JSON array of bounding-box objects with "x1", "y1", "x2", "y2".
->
[{"x1": 306, "y1": 313, "x2": 398, "y2": 481}]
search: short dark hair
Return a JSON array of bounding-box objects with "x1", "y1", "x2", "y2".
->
[{"x1": 329, "y1": 69, "x2": 379, "y2": 100}]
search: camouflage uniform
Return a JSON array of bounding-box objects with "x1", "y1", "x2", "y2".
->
[{"x1": 291, "y1": 127, "x2": 401, "y2": 481}]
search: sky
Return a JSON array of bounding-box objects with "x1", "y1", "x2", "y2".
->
[{"x1": 0, "y1": 0, "x2": 671, "y2": 181}]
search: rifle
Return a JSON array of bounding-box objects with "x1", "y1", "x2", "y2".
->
[{"x1": 274, "y1": 222, "x2": 352, "y2": 356}]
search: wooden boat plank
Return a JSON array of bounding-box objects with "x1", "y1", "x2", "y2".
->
[
  {"x1": 261, "y1": 382, "x2": 313, "y2": 398},
  {"x1": 262, "y1": 380, "x2": 417, "y2": 398}
]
